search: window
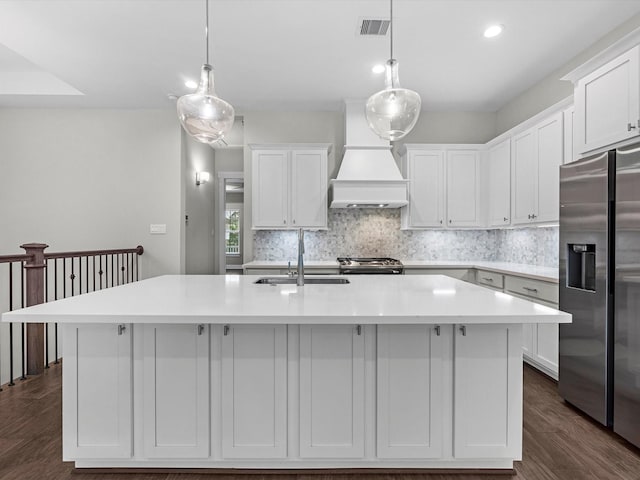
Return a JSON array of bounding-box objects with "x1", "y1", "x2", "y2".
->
[{"x1": 225, "y1": 204, "x2": 241, "y2": 255}]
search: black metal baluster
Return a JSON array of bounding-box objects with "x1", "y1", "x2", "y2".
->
[
  {"x1": 135, "y1": 251, "x2": 139, "y2": 281},
  {"x1": 20, "y1": 261, "x2": 26, "y2": 380},
  {"x1": 54, "y1": 259, "x2": 59, "y2": 364},
  {"x1": 63, "y1": 258, "x2": 66, "y2": 299},
  {"x1": 44, "y1": 259, "x2": 49, "y2": 369},
  {"x1": 8, "y1": 263, "x2": 14, "y2": 386},
  {"x1": 92, "y1": 256, "x2": 96, "y2": 292},
  {"x1": 71, "y1": 257, "x2": 75, "y2": 296},
  {"x1": 111, "y1": 254, "x2": 114, "y2": 287}
]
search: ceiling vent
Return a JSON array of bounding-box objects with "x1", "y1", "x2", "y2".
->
[{"x1": 359, "y1": 18, "x2": 390, "y2": 36}]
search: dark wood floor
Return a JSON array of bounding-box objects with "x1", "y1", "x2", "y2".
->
[{"x1": 0, "y1": 364, "x2": 639, "y2": 480}]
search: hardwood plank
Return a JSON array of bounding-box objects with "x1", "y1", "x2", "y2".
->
[{"x1": 0, "y1": 362, "x2": 638, "y2": 480}]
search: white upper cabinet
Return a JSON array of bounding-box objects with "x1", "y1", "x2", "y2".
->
[
  {"x1": 251, "y1": 149, "x2": 289, "y2": 228},
  {"x1": 487, "y1": 139, "x2": 511, "y2": 227},
  {"x1": 400, "y1": 145, "x2": 481, "y2": 229},
  {"x1": 401, "y1": 149, "x2": 445, "y2": 228},
  {"x1": 290, "y1": 150, "x2": 328, "y2": 228},
  {"x1": 574, "y1": 45, "x2": 640, "y2": 154},
  {"x1": 536, "y1": 112, "x2": 563, "y2": 223},
  {"x1": 251, "y1": 144, "x2": 330, "y2": 229},
  {"x1": 512, "y1": 129, "x2": 538, "y2": 224},
  {"x1": 447, "y1": 150, "x2": 481, "y2": 227},
  {"x1": 512, "y1": 111, "x2": 563, "y2": 225},
  {"x1": 563, "y1": 106, "x2": 575, "y2": 164}
]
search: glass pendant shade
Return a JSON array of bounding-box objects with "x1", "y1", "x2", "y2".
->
[
  {"x1": 365, "y1": 59, "x2": 421, "y2": 141},
  {"x1": 177, "y1": 64, "x2": 235, "y2": 144}
]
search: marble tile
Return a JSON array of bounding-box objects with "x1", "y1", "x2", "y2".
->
[{"x1": 253, "y1": 210, "x2": 559, "y2": 267}]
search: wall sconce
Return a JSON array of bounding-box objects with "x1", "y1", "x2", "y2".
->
[{"x1": 195, "y1": 171, "x2": 210, "y2": 186}]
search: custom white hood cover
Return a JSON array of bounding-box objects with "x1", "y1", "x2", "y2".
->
[{"x1": 330, "y1": 100, "x2": 408, "y2": 208}]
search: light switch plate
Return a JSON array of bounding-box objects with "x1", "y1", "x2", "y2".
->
[{"x1": 149, "y1": 224, "x2": 166, "y2": 234}]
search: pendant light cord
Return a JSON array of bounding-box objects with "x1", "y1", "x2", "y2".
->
[
  {"x1": 389, "y1": 0, "x2": 393, "y2": 60},
  {"x1": 205, "y1": 0, "x2": 210, "y2": 64}
]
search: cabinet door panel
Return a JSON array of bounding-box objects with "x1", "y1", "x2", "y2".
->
[
  {"x1": 576, "y1": 45, "x2": 640, "y2": 153},
  {"x1": 447, "y1": 150, "x2": 480, "y2": 227},
  {"x1": 512, "y1": 130, "x2": 537, "y2": 224},
  {"x1": 536, "y1": 322, "x2": 559, "y2": 374},
  {"x1": 522, "y1": 323, "x2": 536, "y2": 359},
  {"x1": 536, "y1": 112, "x2": 563, "y2": 223},
  {"x1": 407, "y1": 151, "x2": 444, "y2": 227},
  {"x1": 291, "y1": 150, "x2": 327, "y2": 228},
  {"x1": 454, "y1": 324, "x2": 522, "y2": 459},
  {"x1": 222, "y1": 325, "x2": 287, "y2": 459},
  {"x1": 299, "y1": 325, "x2": 365, "y2": 458},
  {"x1": 377, "y1": 325, "x2": 443, "y2": 458},
  {"x1": 143, "y1": 324, "x2": 209, "y2": 459},
  {"x1": 488, "y1": 139, "x2": 511, "y2": 226},
  {"x1": 252, "y1": 150, "x2": 289, "y2": 228},
  {"x1": 63, "y1": 324, "x2": 132, "y2": 460}
]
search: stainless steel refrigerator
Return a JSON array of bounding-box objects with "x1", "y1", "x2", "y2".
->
[{"x1": 559, "y1": 144, "x2": 640, "y2": 448}]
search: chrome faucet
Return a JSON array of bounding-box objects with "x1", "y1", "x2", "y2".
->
[{"x1": 297, "y1": 228, "x2": 305, "y2": 286}]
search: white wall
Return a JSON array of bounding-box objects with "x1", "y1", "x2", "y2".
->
[
  {"x1": 0, "y1": 108, "x2": 183, "y2": 279},
  {"x1": 496, "y1": 12, "x2": 640, "y2": 134},
  {"x1": 183, "y1": 131, "x2": 216, "y2": 274},
  {"x1": 399, "y1": 111, "x2": 497, "y2": 144}
]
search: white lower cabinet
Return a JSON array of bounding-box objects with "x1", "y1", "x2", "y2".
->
[
  {"x1": 64, "y1": 322, "x2": 525, "y2": 468},
  {"x1": 377, "y1": 325, "x2": 444, "y2": 459},
  {"x1": 453, "y1": 324, "x2": 522, "y2": 459},
  {"x1": 299, "y1": 324, "x2": 365, "y2": 458},
  {"x1": 63, "y1": 323, "x2": 132, "y2": 460},
  {"x1": 522, "y1": 323, "x2": 536, "y2": 358},
  {"x1": 142, "y1": 324, "x2": 210, "y2": 459},
  {"x1": 504, "y1": 275, "x2": 560, "y2": 379},
  {"x1": 221, "y1": 324, "x2": 288, "y2": 459}
]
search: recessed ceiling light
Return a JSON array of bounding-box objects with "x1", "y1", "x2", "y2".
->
[
  {"x1": 483, "y1": 24, "x2": 504, "y2": 38},
  {"x1": 372, "y1": 64, "x2": 385, "y2": 74},
  {"x1": 184, "y1": 79, "x2": 198, "y2": 89}
]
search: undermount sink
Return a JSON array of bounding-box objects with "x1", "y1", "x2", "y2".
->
[{"x1": 254, "y1": 277, "x2": 350, "y2": 285}]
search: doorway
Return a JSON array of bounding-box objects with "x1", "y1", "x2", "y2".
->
[{"x1": 217, "y1": 172, "x2": 244, "y2": 274}]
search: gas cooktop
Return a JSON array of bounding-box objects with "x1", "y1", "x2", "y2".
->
[{"x1": 337, "y1": 257, "x2": 403, "y2": 274}]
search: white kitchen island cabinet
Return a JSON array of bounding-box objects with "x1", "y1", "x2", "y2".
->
[
  {"x1": 62, "y1": 323, "x2": 132, "y2": 460},
  {"x1": 299, "y1": 324, "x2": 365, "y2": 459},
  {"x1": 142, "y1": 324, "x2": 210, "y2": 459},
  {"x1": 221, "y1": 324, "x2": 288, "y2": 459},
  {"x1": 4, "y1": 274, "x2": 570, "y2": 472}
]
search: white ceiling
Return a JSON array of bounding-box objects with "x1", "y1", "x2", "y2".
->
[{"x1": 1, "y1": 0, "x2": 639, "y2": 111}]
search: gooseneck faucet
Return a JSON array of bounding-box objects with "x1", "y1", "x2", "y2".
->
[{"x1": 297, "y1": 228, "x2": 305, "y2": 286}]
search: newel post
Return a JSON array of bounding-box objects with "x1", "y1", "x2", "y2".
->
[{"x1": 21, "y1": 243, "x2": 48, "y2": 375}]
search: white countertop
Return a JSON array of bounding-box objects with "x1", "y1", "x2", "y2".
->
[
  {"x1": 243, "y1": 260, "x2": 559, "y2": 283},
  {"x1": 1, "y1": 274, "x2": 570, "y2": 325}
]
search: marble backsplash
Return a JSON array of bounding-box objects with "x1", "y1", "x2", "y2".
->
[{"x1": 253, "y1": 209, "x2": 559, "y2": 267}]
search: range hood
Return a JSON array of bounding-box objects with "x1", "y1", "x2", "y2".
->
[{"x1": 330, "y1": 100, "x2": 408, "y2": 208}]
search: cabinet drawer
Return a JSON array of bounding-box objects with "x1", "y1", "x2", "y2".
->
[
  {"x1": 476, "y1": 270, "x2": 504, "y2": 289},
  {"x1": 504, "y1": 276, "x2": 558, "y2": 304}
]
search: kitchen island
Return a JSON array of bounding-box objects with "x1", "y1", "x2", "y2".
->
[{"x1": 2, "y1": 274, "x2": 571, "y2": 472}]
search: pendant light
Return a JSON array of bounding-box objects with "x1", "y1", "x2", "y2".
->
[
  {"x1": 365, "y1": 0, "x2": 421, "y2": 141},
  {"x1": 177, "y1": 0, "x2": 235, "y2": 145}
]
